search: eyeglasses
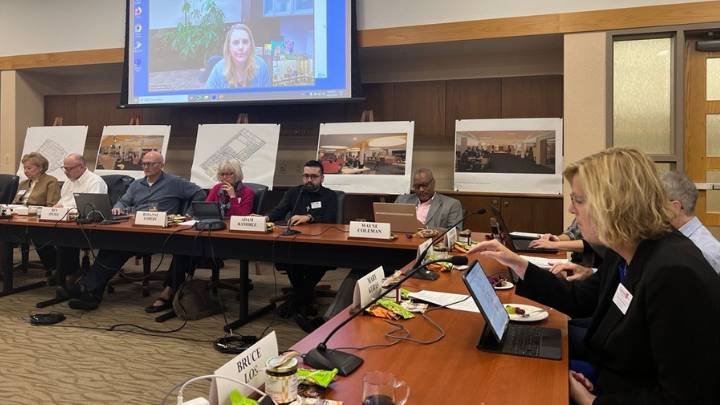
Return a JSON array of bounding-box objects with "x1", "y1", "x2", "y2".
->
[
  {"x1": 61, "y1": 164, "x2": 81, "y2": 171},
  {"x1": 413, "y1": 180, "x2": 434, "y2": 190},
  {"x1": 570, "y1": 193, "x2": 586, "y2": 206},
  {"x1": 302, "y1": 174, "x2": 321, "y2": 180},
  {"x1": 218, "y1": 172, "x2": 234, "y2": 177},
  {"x1": 141, "y1": 162, "x2": 161, "y2": 167}
]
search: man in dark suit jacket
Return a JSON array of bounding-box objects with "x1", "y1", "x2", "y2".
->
[{"x1": 394, "y1": 168, "x2": 463, "y2": 230}]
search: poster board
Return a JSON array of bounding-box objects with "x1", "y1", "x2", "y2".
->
[
  {"x1": 17, "y1": 126, "x2": 88, "y2": 182},
  {"x1": 317, "y1": 121, "x2": 415, "y2": 194},
  {"x1": 454, "y1": 118, "x2": 563, "y2": 194},
  {"x1": 190, "y1": 124, "x2": 280, "y2": 189},
  {"x1": 94, "y1": 125, "x2": 171, "y2": 179}
]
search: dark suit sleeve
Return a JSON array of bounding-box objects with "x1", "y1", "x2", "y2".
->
[
  {"x1": 594, "y1": 264, "x2": 718, "y2": 405},
  {"x1": 515, "y1": 263, "x2": 601, "y2": 318},
  {"x1": 316, "y1": 190, "x2": 338, "y2": 224},
  {"x1": 267, "y1": 188, "x2": 294, "y2": 222}
]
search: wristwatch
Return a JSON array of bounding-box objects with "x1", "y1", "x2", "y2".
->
[{"x1": 306, "y1": 213, "x2": 314, "y2": 223}]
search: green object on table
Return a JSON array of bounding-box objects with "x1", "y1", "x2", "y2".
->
[
  {"x1": 229, "y1": 389, "x2": 258, "y2": 405},
  {"x1": 377, "y1": 298, "x2": 414, "y2": 319},
  {"x1": 400, "y1": 288, "x2": 411, "y2": 300},
  {"x1": 296, "y1": 367, "x2": 338, "y2": 388}
]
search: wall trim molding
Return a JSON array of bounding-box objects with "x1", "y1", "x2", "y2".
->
[{"x1": 2, "y1": 1, "x2": 720, "y2": 69}]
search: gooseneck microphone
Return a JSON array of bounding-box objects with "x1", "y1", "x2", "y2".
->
[
  {"x1": 412, "y1": 208, "x2": 486, "y2": 280},
  {"x1": 281, "y1": 186, "x2": 305, "y2": 236},
  {"x1": 303, "y1": 255, "x2": 469, "y2": 376}
]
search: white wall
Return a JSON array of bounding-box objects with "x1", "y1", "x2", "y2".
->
[
  {"x1": 358, "y1": 0, "x2": 706, "y2": 29},
  {"x1": 0, "y1": 0, "x2": 706, "y2": 57}
]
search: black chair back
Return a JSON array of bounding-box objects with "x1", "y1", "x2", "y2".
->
[
  {"x1": 0, "y1": 174, "x2": 20, "y2": 204},
  {"x1": 101, "y1": 175, "x2": 135, "y2": 205},
  {"x1": 334, "y1": 190, "x2": 346, "y2": 224},
  {"x1": 244, "y1": 182, "x2": 268, "y2": 214}
]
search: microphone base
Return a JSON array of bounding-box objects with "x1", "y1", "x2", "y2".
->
[
  {"x1": 304, "y1": 347, "x2": 363, "y2": 376},
  {"x1": 281, "y1": 228, "x2": 301, "y2": 236},
  {"x1": 411, "y1": 267, "x2": 439, "y2": 281}
]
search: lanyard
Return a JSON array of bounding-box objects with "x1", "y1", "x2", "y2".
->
[{"x1": 618, "y1": 263, "x2": 628, "y2": 283}]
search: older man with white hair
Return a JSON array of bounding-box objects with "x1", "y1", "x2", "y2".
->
[
  {"x1": 662, "y1": 171, "x2": 720, "y2": 274},
  {"x1": 55, "y1": 153, "x2": 108, "y2": 208}
]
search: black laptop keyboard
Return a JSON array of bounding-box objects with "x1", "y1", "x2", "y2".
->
[{"x1": 503, "y1": 325, "x2": 543, "y2": 357}]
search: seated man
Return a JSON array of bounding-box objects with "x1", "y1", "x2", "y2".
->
[
  {"x1": 395, "y1": 168, "x2": 463, "y2": 230},
  {"x1": 297, "y1": 168, "x2": 465, "y2": 333},
  {"x1": 54, "y1": 153, "x2": 109, "y2": 283},
  {"x1": 66, "y1": 151, "x2": 205, "y2": 310},
  {"x1": 267, "y1": 160, "x2": 338, "y2": 318}
]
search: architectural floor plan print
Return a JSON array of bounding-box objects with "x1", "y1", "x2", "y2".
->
[
  {"x1": 199, "y1": 128, "x2": 266, "y2": 178},
  {"x1": 36, "y1": 138, "x2": 67, "y2": 173}
]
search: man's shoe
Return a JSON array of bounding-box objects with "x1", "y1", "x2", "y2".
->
[
  {"x1": 68, "y1": 290, "x2": 101, "y2": 311},
  {"x1": 295, "y1": 315, "x2": 326, "y2": 333},
  {"x1": 56, "y1": 284, "x2": 81, "y2": 300}
]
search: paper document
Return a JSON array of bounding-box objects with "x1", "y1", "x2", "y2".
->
[
  {"x1": 520, "y1": 255, "x2": 568, "y2": 269},
  {"x1": 409, "y1": 290, "x2": 479, "y2": 313},
  {"x1": 510, "y1": 231, "x2": 542, "y2": 239},
  {"x1": 179, "y1": 219, "x2": 198, "y2": 226}
]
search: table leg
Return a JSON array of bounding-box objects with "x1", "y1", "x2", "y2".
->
[
  {"x1": 224, "y1": 260, "x2": 274, "y2": 332},
  {"x1": 0, "y1": 241, "x2": 46, "y2": 298}
]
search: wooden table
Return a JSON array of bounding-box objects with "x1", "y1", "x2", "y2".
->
[
  {"x1": 0, "y1": 216, "x2": 422, "y2": 328},
  {"x1": 291, "y1": 253, "x2": 570, "y2": 404}
]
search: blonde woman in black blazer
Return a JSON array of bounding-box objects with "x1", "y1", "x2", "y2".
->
[
  {"x1": 470, "y1": 148, "x2": 719, "y2": 405},
  {"x1": 13, "y1": 152, "x2": 60, "y2": 206}
]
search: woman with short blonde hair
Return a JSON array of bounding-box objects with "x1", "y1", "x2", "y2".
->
[
  {"x1": 470, "y1": 147, "x2": 719, "y2": 404},
  {"x1": 13, "y1": 152, "x2": 60, "y2": 206}
]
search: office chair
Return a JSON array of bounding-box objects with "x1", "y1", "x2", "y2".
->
[
  {"x1": 207, "y1": 182, "x2": 268, "y2": 296},
  {"x1": 270, "y1": 190, "x2": 345, "y2": 306}
]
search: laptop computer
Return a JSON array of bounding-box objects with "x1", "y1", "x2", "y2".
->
[
  {"x1": 490, "y1": 206, "x2": 558, "y2": 253},
  {"x1": 461, "y1": 260, "x2": 561, "y2": 360},
  {"x1": 373, "y1": 202, "x2": 423, "y2": 233},
  {"x1": 74, "y1": 193, "x2": 130, "y2": 223}
]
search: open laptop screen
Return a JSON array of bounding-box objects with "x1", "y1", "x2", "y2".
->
[{"x1": 463, "y1": 261, "x2": 509, "y2": 342}]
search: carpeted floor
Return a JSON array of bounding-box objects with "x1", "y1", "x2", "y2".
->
[{"x1": 0, "y1": 252, "x2": 348, "y2": 404}]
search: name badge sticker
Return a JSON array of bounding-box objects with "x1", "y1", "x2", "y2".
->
[
  {"x1": 310, "y1": 201, "x2": 322, "y2": 209},
  {"x1": 612, "y1": 283, "x2": 633, "y2": 315}
]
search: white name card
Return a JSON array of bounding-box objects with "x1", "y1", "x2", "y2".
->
[
  {"x1": 40, "y1": 207, "x2": 72, "y2": 222},
  {"x1": 445, "y1": 227, "x2": 458, "y2": 248},
  {"x1": 134, "y1": 211, "x2": 168, "y2": 227},
  {"x1": 417, "y1": 238, "x2": 433, "y2": 262},
  {"x1": 352, "y1": 266, "x2": 387, "y2": 309},
  {"x1": 229, "y1": 215, "x2": 267, "y2": 232},
  {"x1": 212, "y1": 331, "x2": 279, "y2": 405},
  {"x1": 349, "y1": 221, "x2": 392, "y2": 240}
]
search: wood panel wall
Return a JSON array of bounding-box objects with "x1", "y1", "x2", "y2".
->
[{"x1": 44, "y1": 74, "x2": 564, "y2": 233}]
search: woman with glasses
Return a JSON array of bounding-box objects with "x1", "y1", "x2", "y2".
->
[
  {"x1": 205, "y1": 160, "x2": 254, "y2": 217},
  {"x1": 470, "y1": 147, "x2": 719, "y2": 404},
  {"x1": 205, "y1": 24, "x2": 270, "y2": 89}
]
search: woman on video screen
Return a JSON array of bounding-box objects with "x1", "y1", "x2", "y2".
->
[{"x1": 205, "y1": 23, "x2": 270, "y2": 89}]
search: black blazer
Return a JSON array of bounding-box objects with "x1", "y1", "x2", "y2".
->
[{"x1": 516, "y1": 231, "x2": 720, "y2": 404}]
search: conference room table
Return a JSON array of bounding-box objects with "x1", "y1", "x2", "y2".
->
[
  {"x1": 291, "y1": 252, "x2": 570, "y2": 404},
  {"x1": 0, "y1": 215, "x2": 422, "y2": 328}
]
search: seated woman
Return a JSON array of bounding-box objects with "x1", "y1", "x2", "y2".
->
[
  {"x1": 145, "y1": 160, "x2": 255, "y2": 313},
  {"x1": 13, "y1": 152, "x2": 61, "y2": 271},
  {"x1": 470, "y1": 147, "x2": 719, "y2": 404}
]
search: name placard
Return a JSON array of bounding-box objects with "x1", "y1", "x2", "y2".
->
[
  {"x1": 39, "y1": 207, "x2": 72, "y2": 222},
  {"x1": 352, "y1": 266, "x2": 387, "y2": 309},
  {"x1": 213, "y1": 331, "x2": 279, "y2": 403},
  {"x1": 445, "y1": 226, "x2": 458, "y2": 248},
  {"x1": 134, "y1": 211, "x2": 168, "y2": 227},
  {"x1": 229, "y1": 215, "x2": 268, "y2": 232},
  {"x1": 417, "y1": 238, "x2": 433, "y2": 262},
  {"x1": 349, "y1": 221, "x2": 392, "y2": 240}
]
